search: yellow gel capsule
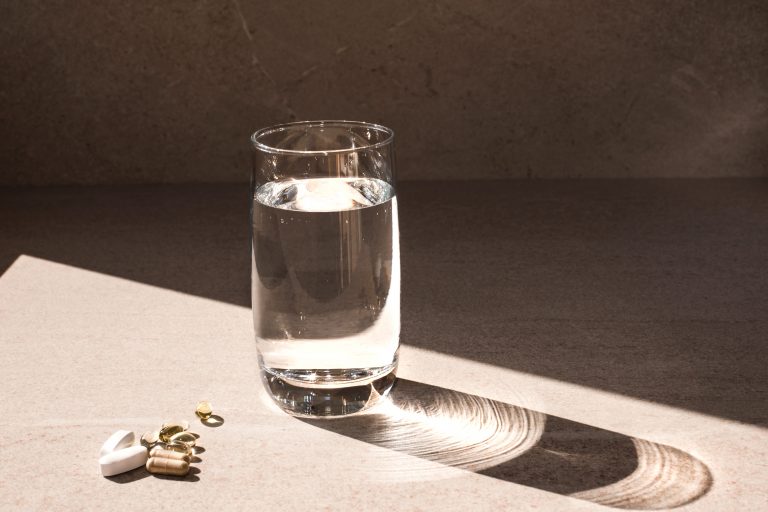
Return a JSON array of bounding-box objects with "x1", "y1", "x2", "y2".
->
[
  {"x1": 164, "y1": 440, "x2": 193, "y2": 456},
  {"x1": 161, "y1": 420, "x2": 189, "y2": 432},
  {"x1": 140, "y1": 431, "x2": 160, "y2": 448},
  {"x1": 159, "y1": 423, "x2": 185, "y2": 442},
  {"x1": 195, "y1": 401, "x2": 213, "y2": 420},
  {"x1": 169, "y1": 431, "x2": 196, "y2": 448}
]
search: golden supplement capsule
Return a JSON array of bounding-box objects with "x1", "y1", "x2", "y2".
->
[
  {"x1": 140, "y1": 431, "x2": 160, "y2": 448},
  {"x1": 159, "y1": 423, "x2": 185, "y2": 442},
  {"x1": 149, "y1": 446, "x2": 190, "y2": 462},
  {"x1": 195, "y1": 401, "x2": 212, "y2": 420},
  {"x1": 161, "y1": 420, "x2": 190, "y2": 431},
  {"x1": 146, "y1": 457, "x2": 189, "y2": 476},
  {"x1": 169, "y1": 431, "x2": 196, "y2": 448},
  {"x1": 165, "y1": 440, "x2": 193, "y2": 456}
]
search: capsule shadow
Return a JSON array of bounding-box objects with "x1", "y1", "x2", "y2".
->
[
  {"x1": 201, "y1": 415, "x2": 225, "y2": 428},
  {"x1": 302, "y1": 379, "x2": 712, "y2": 510},
  {"x1": 105, "y1": 466, "x2": 152, "y2": 484},
  {"x1": 151, "y1": 465, "x2": 201, "y2": 482}
]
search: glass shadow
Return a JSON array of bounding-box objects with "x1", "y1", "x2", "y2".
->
[{"x1": 302, "y1": 379, "x2": 712, "y2": 510}]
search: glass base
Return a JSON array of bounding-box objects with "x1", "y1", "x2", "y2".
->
[{"x1": 260, "y1": 362, "x2": 397, "y2": 417}]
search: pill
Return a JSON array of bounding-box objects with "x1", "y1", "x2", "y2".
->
[
  {"x1": 149, "y1": 447, "x2": 190, "y2": 462},
  {"x1": 195, "y1": 401, "x2": 212, "y2": 420},
  {"x1": 169, "y1": 431, "x2": 196, "y2": 448},
  {"x1": 99, "y1": 445, "x2": 148, "y2": 477},
  {"x1": 159, "y1": 423, "x2": 186, "y2": 442},
  {"x1": 140, "y1": 431, "x2": 160, "y2": 448},
  {"x1": 164, "y1": 440, "x2": 194, "y2": 456},
  {"x1": 146, "y1": 457, "x2": 189, "y2": 476},
  {"x1": 161, "y1": 420, "x2": 190, "y2": 431},
  {"x1": 100, "y1": 430, "x2": 135, "y2": 457}
]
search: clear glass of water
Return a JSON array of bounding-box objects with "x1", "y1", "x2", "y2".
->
[{"x1": 250, "y1": 120, "x2": 399, "y2": 417}]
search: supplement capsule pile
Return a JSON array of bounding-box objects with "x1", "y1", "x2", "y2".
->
[{"x1": 99, "y1": 402, "x2": 214, "y2": 478}]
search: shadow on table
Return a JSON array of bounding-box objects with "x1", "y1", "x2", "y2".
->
[
  {"x1": 106, "y1": 465, "x2": 201, "y2": 483},
  {"x1": 0, "y1": 185, "x2": 252, "y2": 306},
  {"x1": 1, "y1": 182, "x2": 765, "y2": 426},
  {"x1": 303, "y1": 379, "x2": 712, "y2": 510}
]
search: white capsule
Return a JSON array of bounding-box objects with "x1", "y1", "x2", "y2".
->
[
  {"x1": 99, "y1": 445, "x2": 148, "y2": 477},
  {"x1": 99, "y1": 430, "x2": 136, "y2": 457}
]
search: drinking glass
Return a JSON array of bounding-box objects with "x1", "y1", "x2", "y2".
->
[{"x1": 250, "y1": 120, "x2": 399, "y2": 416}]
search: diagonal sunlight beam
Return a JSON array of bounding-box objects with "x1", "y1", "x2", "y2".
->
[{"x1": 2, "y1": 255, "x2": 767, "y2": 509}]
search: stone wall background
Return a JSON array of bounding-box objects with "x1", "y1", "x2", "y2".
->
[{"x1": 1, "y1": 0, "x2": 766, "y2": 184}]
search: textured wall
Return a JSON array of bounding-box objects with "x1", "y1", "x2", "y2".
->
[{"x1": 1, "y1": 1, "x2": 767, "y2": 184}]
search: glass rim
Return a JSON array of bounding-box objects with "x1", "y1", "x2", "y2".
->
[{"x1": 251, "y1": 120, "x2": 395, "y2": 156}]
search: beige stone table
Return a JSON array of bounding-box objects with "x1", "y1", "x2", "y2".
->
[{"x1": 0, "y1": 181, "x2": 766, "y2": 511}]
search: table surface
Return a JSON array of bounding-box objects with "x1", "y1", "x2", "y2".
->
[{"x1": 0, "y1": 180, "x2": 766, "y2": 511}]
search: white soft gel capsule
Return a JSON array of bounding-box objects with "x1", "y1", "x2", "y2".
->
[
  {"x1": 99, "y1": 430, "x2": 135, "y2": 457},
  {"x1": 99, "y1": 445, "x2": 149, "y2": 477}
]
